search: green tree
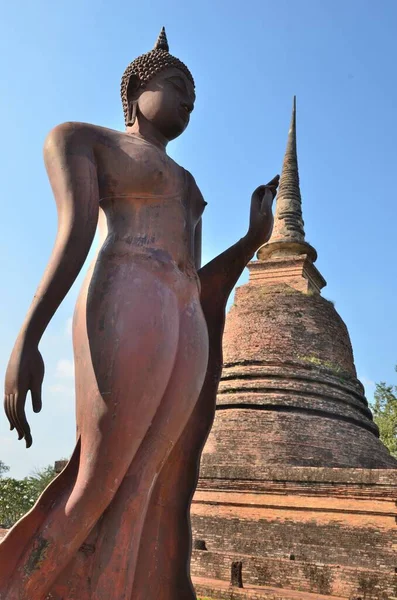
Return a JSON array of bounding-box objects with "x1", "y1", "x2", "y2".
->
[
  {"x1": 0, "y1": 461, "x2": 10, "y2": 477},
  {"x1": 373, "y1": 366, "x2": 397, "y2": 458},
  {"x1": 0, "y1": 464, "x2": 57, "y2": 528},
  {"x1": 26, "y1": 464, "x2": 57, "y2": 497},
  {"x1": 0, "y1": 478, "x2": 36, "y2": 528}
]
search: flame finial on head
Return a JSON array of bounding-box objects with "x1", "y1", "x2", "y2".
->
[{"x1": 154, "y1": 27, "x2": 169, "y2": 52}]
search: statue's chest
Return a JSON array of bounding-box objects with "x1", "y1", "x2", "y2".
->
[{"x1": 98, "y1": 141, "x2": 184, "y2": 200}]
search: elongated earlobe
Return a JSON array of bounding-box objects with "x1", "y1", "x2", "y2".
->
[{"x1": 127, "y1": 101, "x2": 138, "y2": 127}]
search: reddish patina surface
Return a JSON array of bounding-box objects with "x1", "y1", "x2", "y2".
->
[{"x1": 0, "y1": 29, "x2": 277, "y2": 600}]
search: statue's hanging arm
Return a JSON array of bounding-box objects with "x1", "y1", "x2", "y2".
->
[{"x1": 4, "y1": 123, "x2": 99, "y2": 448}]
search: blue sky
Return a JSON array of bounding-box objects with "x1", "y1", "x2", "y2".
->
[{"x1": 1, "y1": 0, "x2": 396, "y2": 478}]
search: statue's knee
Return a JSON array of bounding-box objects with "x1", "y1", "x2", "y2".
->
[{"x1": 66, "y1": 473, "x2": 118, "y2": 517}]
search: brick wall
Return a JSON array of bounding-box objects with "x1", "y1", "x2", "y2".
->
[
  {"x1": 191, "y1": 469, "x2": 397, "y2": 599},
  {"x1": 191, "y1": 551, "x2": 397, "y2": 598}
]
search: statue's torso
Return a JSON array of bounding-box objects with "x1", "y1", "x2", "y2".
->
[{"x1": 86, "y1": 125, "x2": 204, "y2": 270}]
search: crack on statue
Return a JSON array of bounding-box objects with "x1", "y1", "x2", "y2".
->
[
  {"x1": 79, "y1": 543, "x2": 96, "y2": 556},
  {"x1": 24, "y1": 535, "x2": 49, "y2": 575}
]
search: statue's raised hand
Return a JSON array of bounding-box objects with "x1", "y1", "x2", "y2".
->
[
  {"x1": 247, "y1": 175, "x2": 279, "y2": 248},
  {"x1": 4, "y1": 342, "x2": 44, "y2": 448}
]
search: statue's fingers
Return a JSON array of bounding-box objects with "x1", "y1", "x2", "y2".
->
[
  {"x1": 25, "y1": 430, "x2": 33, "y2": 449},
  {"x1": 8, "y1": 394, "x2": 19, "y2": 434},
  {"x1": 266, "y1": 176, "x2": 280, "y2": 189},
  {"x1": 31, "y1": 383, "x2": 42, "y2": 413},
  {"x1": 17, "y1": 403, "x2": 32, "y2": 448},
  {"x1": 263, "y1": 187, "x2": 275, "y2": 202},
  {"x1": 14, "y1": 395, "x2": 26, "y2": 441},
  {"x1": 253, "y1": 184, "x2": 266, "y2": 197},
  {"x1": 266, "y1": 185, "x2": 278, "y2": 200},
  {"x1": 15, "y1": 394, "x2": 32, "y2": 447},
  {"x1": 4, "y1": 395, "x2": 15, "y2": 431},
  {"x1": 260, "y1": 196, "x2": 273, "y2": 216},
  {"x1": 9, "y1": 394, "x2": 24, "y2": 440}
]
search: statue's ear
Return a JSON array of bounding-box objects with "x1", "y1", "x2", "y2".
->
[
  {"x1": 127, "y1": 73, "x2": 141, "y2": 100},
  {"x1": 126, "y1": 74, "x2": 141, "y2": 126}
]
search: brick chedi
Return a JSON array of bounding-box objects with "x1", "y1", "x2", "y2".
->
[
  {"x1": 200, "y1": 96, "x2": 395, "y2": 472},
  {"x1": 191, "y1": 99, "x2": 397, "y2": 600}
]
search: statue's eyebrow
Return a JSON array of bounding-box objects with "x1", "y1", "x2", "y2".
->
[
  {"x1": 166, "y1": 75, "x2": 187, "y2": 87},
  {"x1": 166, "y1": 76, "x2": 196, "y2": 102}
]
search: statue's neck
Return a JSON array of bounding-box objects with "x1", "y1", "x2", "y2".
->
[{"x1": 126, "y1": 117, "x2": 168, "y2": 151}]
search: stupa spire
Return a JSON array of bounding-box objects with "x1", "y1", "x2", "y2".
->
[
  {"x1": 255, "y1": 97, "x2": 325, "y2": 292},
  {"x1": 272, "y1": 96, "x2": 305, "y2": 242},
  {"x1": 258, "y1": 96, "x2": 317, "y2": 262}
]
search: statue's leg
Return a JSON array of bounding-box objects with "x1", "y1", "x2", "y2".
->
[
  {"x1": 131, "y1": 319, "x2": 224, "y2": 600},
  {"x1": 130, "y1": 361, "x2": 220, "y2": 600},
  {"x1": 83, "y1": 293, "x2": 208, "y2": 599},
  {"x1": 2, "y1": 268, "x2": 182, "y2": 600},
  {"x1": 130, "y1": 426, "x2": 200, "y2": 600}
]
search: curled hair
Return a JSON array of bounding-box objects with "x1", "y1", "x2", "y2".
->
[{"x1": 120, "y1": 28, "x2": 194, "y2": 125}]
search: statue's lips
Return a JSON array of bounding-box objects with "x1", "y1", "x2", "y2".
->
[{"x1": 178, "y1": 106, "x2": 190, "y2": 123}]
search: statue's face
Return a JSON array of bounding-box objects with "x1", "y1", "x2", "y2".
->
[{"x1": 136, "y1": 67, "x2": 195, "y2": 140}]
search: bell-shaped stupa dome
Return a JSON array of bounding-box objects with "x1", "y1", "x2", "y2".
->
[{"x1": 200, "y1": 98, "x2": 397, "y2": 474}]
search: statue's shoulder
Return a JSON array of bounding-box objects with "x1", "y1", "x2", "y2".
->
[{"x1": 44, "y1": 122, "x2": 121, "y2": 152}]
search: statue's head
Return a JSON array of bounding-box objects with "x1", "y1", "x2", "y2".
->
[{"x1": 121, "y1": 28, "x2": 195, "y2": 140}]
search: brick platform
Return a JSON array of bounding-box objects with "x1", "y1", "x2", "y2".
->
[
  {"x1": 191, "y1": 468, "x2": 397, "y2": 599},
  {"x1": 193, "y1": 575, "x2": 349, "y2": 599}
]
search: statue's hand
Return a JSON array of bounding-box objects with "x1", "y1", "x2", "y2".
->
[
  {"x1": 247, "y1": 175, "x2": 279, "y2": 248},
  {"x1": 4, "y1": 342, "x2": 44, "y2": 448}
]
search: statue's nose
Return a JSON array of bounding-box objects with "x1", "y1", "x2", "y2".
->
[{"x1": 182, "y1": 102, "x2": 194, "y2": 113}]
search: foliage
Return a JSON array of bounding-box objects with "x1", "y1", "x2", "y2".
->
[
  {"x1": 0, "y1": 478, "x2": 36, "y2": 528},
  {"x1": 372, "y1": 366, "x2": 397, "y2": 458},
  {"x1": 0, "y1": 464, "x2": 57, "y2": 529},
  {"x1": 26, "y1": 464, "x2": 57, "y2": 497},
  {"x1": 0, "y1": 461, "x2": 10, "y2": 477}
]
